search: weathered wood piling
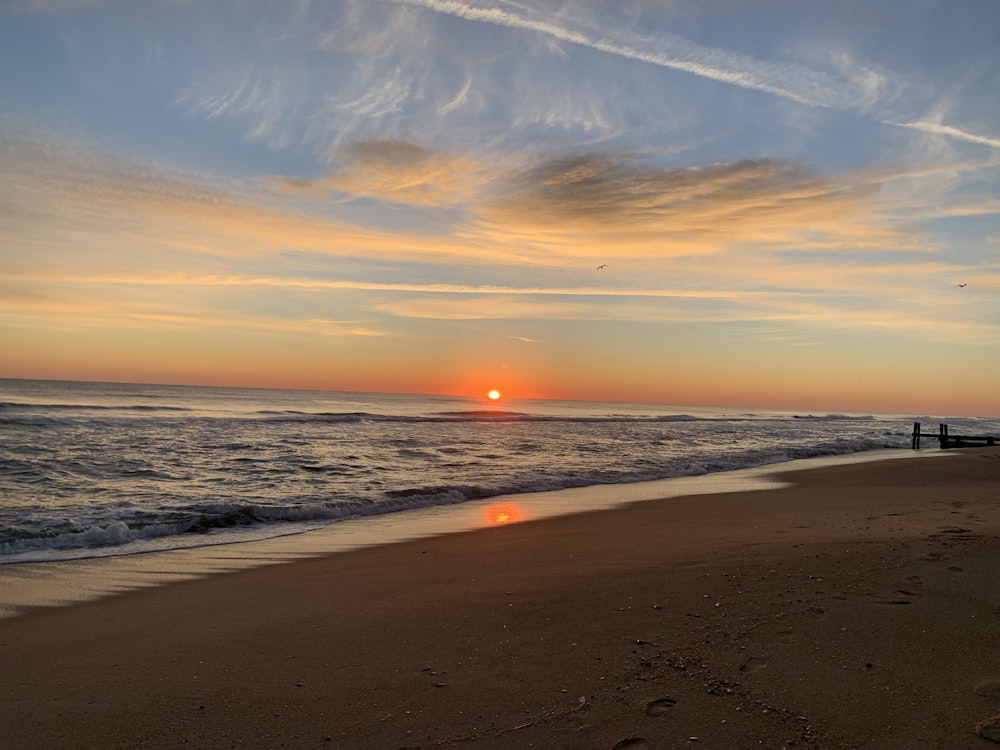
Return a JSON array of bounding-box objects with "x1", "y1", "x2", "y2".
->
[{"x1": 911, "y1": 422, "x2": 999, "y2": 449}]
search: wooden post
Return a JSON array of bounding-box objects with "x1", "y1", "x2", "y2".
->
[{"x1": 912, "y1": 422, "x2": 921, "y2": 449}]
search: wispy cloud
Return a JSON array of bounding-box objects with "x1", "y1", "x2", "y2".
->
[
  {"x1": 507, "y1": 335, "x2": 543, "y2": 343},
  {"x1": 0, "y1": 129, "x2": 945, "y2": 263},
  {"x1": 394, "y1": 0, "x2": 887, "y2": 111},
  {"x1": 3, "y1": 0, "x2": 102, "y2": 11},
  {"x1": 24, "y1": 0, "x2": 995, "y2": 161},
  {"x1": 3, "y1": 268, "x2": 821, "y2": 301},
  {"x1": 889, "y1": 120, "x2": 1000, "y2": 151},
  {"x1": 277, "y1": 139, "x2": 489, "y2": 207},
  {"x1": 437, "y1": 76, "x2": 472, "y2": 116},
  {"x1": 3, "y1": 126, "x2": 997, "y2": 348},
  {"x1": 475, "y1": 152, "x2": 914, "y2": 256},
  {"x1": 1, "y1": 127, "x2": 974, "y2": 267},
  {"x1": 3, "y1": 307, "x2": 389, "y2": 338},
  {"x1": 395, "y1": 0, "x2": 1000, "y2": 156},
  {"x1": 0, "y1": 130, "x2": 486, "y2": 264},
  {"x1": 369, "y1": 292, "x2": 998, "y2": 343}
]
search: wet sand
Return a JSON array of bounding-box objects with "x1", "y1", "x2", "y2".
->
[{"x1": 2, "y1": 449, "x2": 1000, "y2": 749}]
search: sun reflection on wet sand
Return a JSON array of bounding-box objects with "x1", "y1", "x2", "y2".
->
[{"x1": 484, "y1": 503, "x2": 522, "y2": 526}]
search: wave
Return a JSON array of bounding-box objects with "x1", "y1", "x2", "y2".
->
[
  {"x1": 792, "y1": 414, "x2": 875, "y2": 421},
  {"x1": 255, "y1": 411, "x2": 750, "y2": 425},
  {"x1": 0, "y1": 401, "x2": 192, "y2": 413},
  {"x1": 1, "y1": 400, "x2": 904, "y2": 427},
  {"x1": 0, "y1": 433, "x2": 903, "y2": 564}
]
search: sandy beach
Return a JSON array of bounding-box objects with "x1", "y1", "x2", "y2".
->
[{"x1": 2, "y1": 449, "x2": 1000, "y2": 749}]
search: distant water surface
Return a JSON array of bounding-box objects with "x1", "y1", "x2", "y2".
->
[{"x1": 2, "y1": 379, "x2": 993, "y2": 564}]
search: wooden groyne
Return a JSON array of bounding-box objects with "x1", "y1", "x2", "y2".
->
[{"x1": 911, "y1": 422, "x2": 999, "y2": 449}]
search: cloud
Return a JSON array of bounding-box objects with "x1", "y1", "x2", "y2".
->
[
  {"x1": 437, "y1": 76, "x2": 472, "y2": 116},
  {"x1": 394, "y1": 0, "x2": 887, "y2": 111},
  {"x1": 1, "y1": 259, "x2": 837, "y2": 301},
  {"x1": 0, "y1": 127, "x2": 967, "y2": 270},
  {"x1": 118, "y1": 312, "x2": 389, "y2": 337},
  {"x1": 335, "y1": 68, "x2": 413, "y2": 119},
  {"x1": 49, "y1": 311, "x2": 388, "y2": 337},
  {"x1": 0, "y1": 279, "x2": 389, "y2": 337},
  {"x1": 14, "y1": 0, "x2": 996, "y2": 162},
  {"x1": 507, "y1": 335, "x2": 543, "y2": 343},
  {"x1": 371, "y1": 287, "x2": 998, "y2": 343},
  {"x1": 915, "y1": 198, "x2": 1000, "y2": 220},
  {"x1": 889, "y1": 120, "x2": 1000, "y2": 151},
  {"x1": 0, "y1": 130, "x2": 492, "y2": 265},
  {"x1": 475, "y1": 152, "x2": 903, "y2": 255},
  {"x1": 4, "y1": 126, "x2": 997, "y2": 347},
  {"x1": 392, "y1": 0, "x2": 1000, "y2": 156},
  {"x1": 277, "y1": 139, "x2": 489, "y2": 207},
  {"x1": 2, "y1": 0, "x2": 103, "y2": 11},
  {"x1": 271, "y1": 138, "x2": 941, "y2": 260},
  {"x1": 375, "y1": 296, "x2": 595, "y2": 320}
]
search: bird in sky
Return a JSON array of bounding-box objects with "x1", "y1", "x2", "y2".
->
[
  {"x1": 596, "y1": 264, "x2": 608, "y2": 270},
  {"x1": 956, "y1": 283, "x2": 967, "y2": 287}
]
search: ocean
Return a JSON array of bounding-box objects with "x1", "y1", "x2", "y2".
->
[{"x1": 5, "y1": 378, "x2": 994, "y2": 568}]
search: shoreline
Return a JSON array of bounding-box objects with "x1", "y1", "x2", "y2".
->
[
  {"x1": 3, "y1": 447, "x2": 999, "y2": 749},
  {"x1": 0, "y1": 447, "x2": 928, "y2": 620}
]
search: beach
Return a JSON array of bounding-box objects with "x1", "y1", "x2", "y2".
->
[{"x1": 2, "y1": 448, "x2": 999, "y2": 749}]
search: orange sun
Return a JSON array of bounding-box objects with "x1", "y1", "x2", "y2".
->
[{"x1": 487, "y1": 389, "x2": 501, "y2": 401}]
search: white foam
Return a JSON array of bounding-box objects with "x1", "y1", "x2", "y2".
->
[{"x1": 0, "y1": 448, "x2": 940, "y2": 619}]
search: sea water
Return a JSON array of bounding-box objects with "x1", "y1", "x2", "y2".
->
[{"x1": 1, "y1": 378, "x2": 995, "y2": 565}]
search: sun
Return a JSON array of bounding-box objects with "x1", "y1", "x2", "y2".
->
[{"x1": 487, "y1": 389, "x2": 501, "y2": 401}]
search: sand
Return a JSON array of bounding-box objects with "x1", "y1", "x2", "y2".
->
[{"x1": 2, "y1": 449, "x2": 1000, "y2": 749}]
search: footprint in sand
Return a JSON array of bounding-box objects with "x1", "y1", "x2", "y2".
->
[
  {"x1": 948, "y1": 566, "x2": 965, "y2": 573},
  {"x1": 974, "y1": 678, "x2": 1000, "y2": 700},
  {"x1": 871, "y1": 580, "x2": 924, "y2": 606},
  {"x1": 939, "y1": 527, "x2": 981, "y2": 541},
  {"x1": 645, "y1": 697, "x2": 677, "y2": 716},
  {"x1": 612, "y1": 738, "x2": 648, "y2": 749},
  {"x1": 769, "y1": 630, "x2": 794, "y2": 646},
  {"x1": 873, "y1": 596, "x2": 914, "y2": 606},
  {"x1": 739, "y1": 656, "x2": 766, "y2": 673}
]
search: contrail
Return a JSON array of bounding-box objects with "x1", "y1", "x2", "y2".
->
[
  {"x1": 395, "y1": 0, "x2": 1000, "y2": 151},
  {"x1": 393, "y1": 0, "x2": 861, "y2": 110},
  {"x1": 887, "y1": 120, "x2": 1000, "y2": 151}
]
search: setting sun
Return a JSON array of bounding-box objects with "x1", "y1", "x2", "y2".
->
[{"x1": 487, "y1": 390, "x2": 501, "y2": 401}]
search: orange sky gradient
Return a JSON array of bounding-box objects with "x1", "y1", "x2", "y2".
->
[{"x1": 2, "y1": 1, "x2": 999, "y2": 417}]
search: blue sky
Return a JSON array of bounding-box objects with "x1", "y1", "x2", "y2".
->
[{"x1": 1, "y1": 0, "x2": 998, "y2": 414}]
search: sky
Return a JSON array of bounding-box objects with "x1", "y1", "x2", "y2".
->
[{"x1": 1, "y1": 0, "x2": 998, "y2": 416}]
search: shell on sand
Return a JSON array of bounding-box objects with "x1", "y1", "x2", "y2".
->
[{"x1": 975, "y1": 716, "x2": 1000, "y2": 742}]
